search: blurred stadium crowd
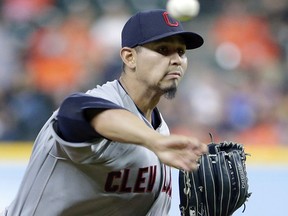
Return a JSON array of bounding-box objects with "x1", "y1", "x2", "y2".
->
[{"x1": 0, "y1": 0, "x2": 287, "y2": 146}]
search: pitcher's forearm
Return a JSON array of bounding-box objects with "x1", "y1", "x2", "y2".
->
[{"x1": 91, "y1": 109, "x2": 162, "y2": 148}]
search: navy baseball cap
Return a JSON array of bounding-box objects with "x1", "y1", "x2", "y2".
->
[{"x1": 121, "y1": 9, "x2": 204, "y2": 49}]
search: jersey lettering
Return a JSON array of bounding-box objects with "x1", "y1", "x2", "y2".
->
[
  {"x1": 105, "y1": 171, "x2": 121, "y2": 192},
  {"x1": 161, "y1": 165, "x2": 172, "y2": 197},
  {"x1": 147, "y1": 165, "x2": 157, "y2": 192},
  {"x1": 120, "y1": 169, "x2": 132, "y2": 192},
  {"x1": 105, "y1": 165, "x2": 157, "y2": 193},
  {"x1": 134, "y1": 167, "x2": 149, "y2": 192}
]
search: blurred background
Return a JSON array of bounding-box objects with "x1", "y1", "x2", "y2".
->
[{"x1": 0, "y1": 0, "x2": 287, "y2": 215}]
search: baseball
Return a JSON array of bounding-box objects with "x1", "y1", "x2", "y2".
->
[{"x1": 166, "y1": 0, "x2": 200, "y2": 22}]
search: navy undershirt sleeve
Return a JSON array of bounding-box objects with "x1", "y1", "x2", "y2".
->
[{"x1": 56, "y1": 93, "x2": 124, "y2": 142}]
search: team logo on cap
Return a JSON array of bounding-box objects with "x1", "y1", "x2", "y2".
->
[{"x1": 163, "y1": 12, "x2": 179, "y2": 27}]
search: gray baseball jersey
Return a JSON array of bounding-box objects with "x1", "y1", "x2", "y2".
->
[{"x1": 2, "y1": 80, "x2": 172, "y2": 216}]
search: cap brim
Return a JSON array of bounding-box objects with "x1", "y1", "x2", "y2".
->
[
  {"x1": 179, "y1": 32, "x2": 204, "y2": 49},
  {"x1": 138, "y1": 31, "x2": 204, "y2": 49}
]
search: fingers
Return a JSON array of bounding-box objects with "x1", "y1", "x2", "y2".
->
[
  {"x1": 178, "y1": 156, "x2": 200, "y2": 172},
  {"x1": 153, "y1": 134, "x2": 208, "y2": 172},
  {"x1": 177, "y1": 137, "x2": 208, "y2": 172},
  {"x1": 197, "y1": 142, "x2": 208, "y2": 156},
  {"x1": 189, "y1": 138, "x2": 208, "y2": 154}
]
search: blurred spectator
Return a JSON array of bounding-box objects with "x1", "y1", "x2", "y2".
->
[
  {"x1": 90, "y1": 1, "x2": 131, "y2": 81},
  {"x1": 211, "y1": 1, "x2": 280, "y2": 71},
  {"x1": 25, "y1": 5, "x2": 106, "y2": 102},
  {"x1": 188, "y1": 72, "x2": 223, "y2": 127},
  {"x1": 0, "y1": 0, "x2": 287, "y2": 145},
  {"x1": 0, "y1": 22, "x2": 24, "y2": 92},
  {"x1": 2, "y1": 0, "x2": 55, "y2": 22},
  {"x1": 0, "y1": 74, "x2": 55, "y2": 140}
]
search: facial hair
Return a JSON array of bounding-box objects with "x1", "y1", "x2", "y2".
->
[{"x1": 163, "y1": 83, "x2": 177, "y2": 99}]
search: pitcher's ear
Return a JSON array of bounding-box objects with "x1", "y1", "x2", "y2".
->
[{"x1": 120, "y1": 47, "x2": 136, "y2": 69}]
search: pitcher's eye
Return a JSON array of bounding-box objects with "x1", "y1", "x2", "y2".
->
[
  {"x1": 156, "y1": 46, "x2": 170, "y2": 56},
  {"x1": 177, "y1": 48, "x2": 186, "y2": 56},
  {"x1": 155, "y1": 46, "x2": 186, "y2": 57}
]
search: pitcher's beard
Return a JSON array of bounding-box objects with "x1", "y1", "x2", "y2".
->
[{"x1": 163, "y1": 84, "x2": 177, "y2": 99}]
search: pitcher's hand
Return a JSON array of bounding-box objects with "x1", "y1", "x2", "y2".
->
[{"x1": 146, "y1": 134, "x2": 208, "y2": 171}]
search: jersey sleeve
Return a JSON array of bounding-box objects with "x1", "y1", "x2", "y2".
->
[{"x1": 56, "y1": 92, "x2": 124, "y2": 142}]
